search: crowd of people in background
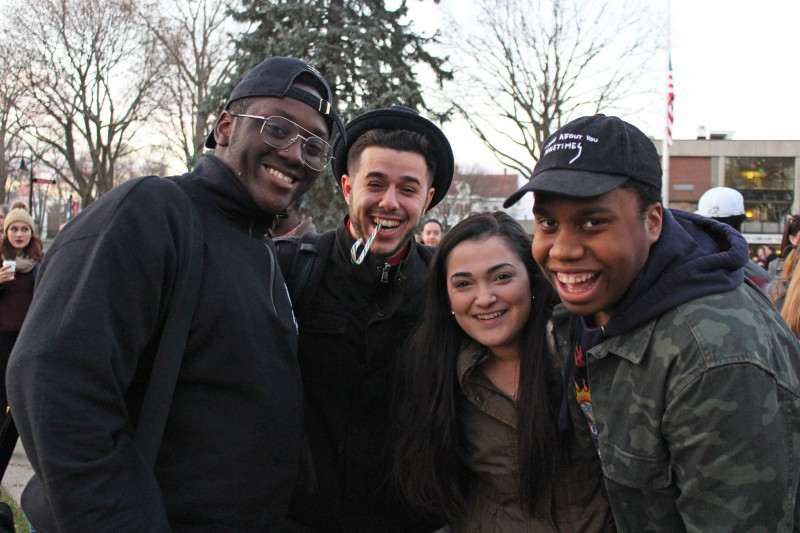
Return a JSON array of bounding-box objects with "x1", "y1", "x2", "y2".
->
[{"x1": 2, "y1": 55, "x2": 800, "y2": 533}]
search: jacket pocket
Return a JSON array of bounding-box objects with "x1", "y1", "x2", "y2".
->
[{"x1": 601, "y1": 441, "x2": 672, "y2": 490}]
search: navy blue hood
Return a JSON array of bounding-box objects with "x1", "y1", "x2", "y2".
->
[{"x1": 598, "y1": 208, "x2": 749, "y2": 338}]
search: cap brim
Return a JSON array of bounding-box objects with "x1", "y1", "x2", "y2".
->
[
  {"x1": 204, "y1": 85, "x2": 346, "y2": 150},
  {"x1": 331, "y1": 108, "x2": 454, "y2": 210},
  {"x1": 503, "y1": 169, "x2": 628, "y2": 208}
]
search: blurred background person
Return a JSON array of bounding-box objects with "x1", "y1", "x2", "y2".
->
[
  {"x1": 695, "y1": 187, "x2": 771, "y2": 291},
  {"x1": 272, "y1": 194, "x2": 316, "y2": 237},
  {"x1": 780, "y1": 264, "x2": 800, "y2": 338},
  {"x1": 754, "y1": 245, "x2": 777, "y2": 269},
  {"x1": 768, "y1": 215, "x2": 800, "y2": 311},
  {"x1": 393, "y1": 212, "x2": 611, "y2": 532},
  {"x1": 0, "y1": 202, "x2": 42, "y2": 422},
  {"x1": 770, "y1": 248, "x2": 798, "y2": 312},
  {"x1": 769, "y1": 214, "x2": 800, "y2": 279},
  {"x1": 420, "y1": 218, "x2": 444, "y2": 247},
  {"x1": 0, "y1": 205, "x2": 9, "y2": 231}
]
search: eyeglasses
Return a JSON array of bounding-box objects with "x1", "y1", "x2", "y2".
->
[{"x1": 229, "y1": 113, "x2": 333, "y2": 171}]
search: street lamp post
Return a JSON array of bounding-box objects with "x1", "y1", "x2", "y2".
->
[{"x1": 18, "y1": 155, "x2": 34, "y2": 219}]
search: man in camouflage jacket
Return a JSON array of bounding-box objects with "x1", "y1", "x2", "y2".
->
[{"x1": 505, "y1": 114, "x2": 800, "y2": 532}]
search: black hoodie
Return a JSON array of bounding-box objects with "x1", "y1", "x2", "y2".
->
[
  {"x1": 600, "y1": 208, "x2": 749, "y2": 338},
  {"x1": 9, "y1": 156, "x2": 302, "y2": 531}
]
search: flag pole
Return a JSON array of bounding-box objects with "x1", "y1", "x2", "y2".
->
[{"x1": 662, "y1": 0, "x2": 672, "y2": 206}]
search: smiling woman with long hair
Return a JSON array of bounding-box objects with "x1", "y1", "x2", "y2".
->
[{"x1": 392, "y1": 212, "x2": 612, "y2": 532}]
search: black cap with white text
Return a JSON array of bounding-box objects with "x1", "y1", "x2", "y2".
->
[{"x1": 503, "y1": 114, "x2": 661, "y2": 207}]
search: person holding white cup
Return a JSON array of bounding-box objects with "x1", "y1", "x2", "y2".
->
[{"x1": 0, "y1": 201, "x2": 42, "y2": 421}]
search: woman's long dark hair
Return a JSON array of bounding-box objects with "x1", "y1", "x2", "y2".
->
[{"x1": 392, "y1": 211, "x2": 561, "y2": 521}]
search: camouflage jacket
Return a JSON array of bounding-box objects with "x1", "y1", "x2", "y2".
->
[{"x1": 553, "y1": 282, "x2": 800, "y2": 532}]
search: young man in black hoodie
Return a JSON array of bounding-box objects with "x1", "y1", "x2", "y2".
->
[
  {"x1": 504, "y1": 114, "x2": 800, "y2": 532},
  {"x1": 7, "y1": 57, "x2": 344, "y2": 532}
]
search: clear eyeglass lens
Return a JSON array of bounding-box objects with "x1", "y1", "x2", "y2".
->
[{"x1": 259, "y1": 116, "x2": 331, "y2": 171}]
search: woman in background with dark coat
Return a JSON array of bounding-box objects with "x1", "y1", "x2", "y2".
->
[
  {"x1": 769, "y1": 214, "x2": 800, "y2": 311},
  {"x1": 0, "y1": 202, "x2": 42, "y2": 419}
]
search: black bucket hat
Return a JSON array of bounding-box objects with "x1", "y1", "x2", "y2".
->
[
  {"x1": 205, "y1": 56, "x2": 345, "y2": 149},
  {"x1": 331, "y1": 105, "x2": 454, "y2": 210}
]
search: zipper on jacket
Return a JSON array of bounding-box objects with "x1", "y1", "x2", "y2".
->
[
  {"x1": 263, "y1": 241, "x2": 278, "y2": 315},
  {"x1": 381, "y1": 263, "x2": 390, "y2": 283}
]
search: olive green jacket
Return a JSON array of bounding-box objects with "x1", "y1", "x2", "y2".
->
[{"x1": 454, "y1": 340, "x2": 614, "y2": 532}]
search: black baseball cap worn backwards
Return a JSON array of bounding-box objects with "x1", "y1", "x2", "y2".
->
[
  {"x1": 331, "y1": 105, "x2": 454, "y2": 210},
  {"x1": 205, "y1": 56, "x2": 345, "y2": 149},
  {"x1": 503, "y1": 114, "x2": 662, "y2": 208}
]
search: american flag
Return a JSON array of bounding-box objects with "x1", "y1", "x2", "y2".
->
[{"x1": 667, "y1": 55, "x2": 674, "y2": 146}]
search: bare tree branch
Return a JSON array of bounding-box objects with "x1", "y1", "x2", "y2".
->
[
  {"x1": 7, "y1": 0, "x2": 169, "y2": 205},
  {"x1": 140, "y1": 0, "x2": 242, "y2": 171},
  {"x1": 446, "y1": 0, "x2": 661, "y2": 178},
  {"x1": 0, "y1": 37, "x2": 34, "y2": 203}
]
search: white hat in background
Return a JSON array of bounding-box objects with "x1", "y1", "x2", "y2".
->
[{"x1": 696, "y1": 186, "x2": 745, "y2": 218}]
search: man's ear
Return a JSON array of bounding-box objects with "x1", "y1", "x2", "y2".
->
[
  {"x1": 214, "y1": 112, "x2": 234, "y2": 147},
  {"x1": 341, "y1": 174, "x2": 353, "y2": 204},
  {"x1": 422, "y1": 187, "x2": 436, "y2": 213},
  {"x1": 646, "y1": 203, "x2": 663, "y2": 245}
]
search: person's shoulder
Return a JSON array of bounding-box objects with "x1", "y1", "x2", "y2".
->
[
  {"x1": 129, "y1": 175, "x2": 190, "y2": 202},
  {"x1": 768, "y1": 256, "x2": 784, "y2": 277},
  {"x1": 671, "y1": 284, "x2": 798, "y2": 364},
  {"x1": 680, "y1": 281, "x2": 771, "y2": 315},
  {"x1": 82, "y1": 176, "x2": 186, "y2": 215},
  {"x1": 412, "y1": 241, "x2": 435, "y2": 261},
  {"x1": 50, "y1": 177, "x2": 190, "y2": 251}
]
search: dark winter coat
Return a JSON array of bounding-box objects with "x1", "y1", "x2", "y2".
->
[
  {"x1": 7, "y1": 156, "x2": 302, "y2": 532},
  {"x1": 0, "y1": 263, "x2": 39, "y2": 332},
  {"x1": 287, "y1": 219, "x2": 440, "y2": 532}
]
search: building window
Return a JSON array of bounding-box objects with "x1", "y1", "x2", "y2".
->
[{"x1": 726, "y1": 157, "x2": 794, "y2": 234}]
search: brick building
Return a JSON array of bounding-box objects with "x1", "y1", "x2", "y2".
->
[{"x1": 657, "y1": 135, "x2": 800, "y2": 245}]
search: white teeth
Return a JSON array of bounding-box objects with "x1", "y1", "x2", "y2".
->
[
  {"x1": 476, "y1": 311, "x2": 504, "y2": 320},
  {"x1": 556, "y1": 272, "x2": 597, "y2": 284},
  {"x1": 373, "y1": 218, "x2": 400, "y2": 228},
  {"x1": 268, "y1": 167, "x2": 292, "y2": 184}
]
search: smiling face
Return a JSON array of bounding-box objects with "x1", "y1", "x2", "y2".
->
[
  {"x1": 7, "y1": 222, "x2": 32, "y2": 252},
  {"x1": 212, "y1": 86, "x2": 329, "y2": 214},
  {"x1": 446, "y1": 236, "x2": 532, "y2": 360},
  {"x1": 342, "y1": 146, "x2": 435, "y2": 258},
  {"x1": 532, "y1": 187, "x2": 662, "y2": 327}
]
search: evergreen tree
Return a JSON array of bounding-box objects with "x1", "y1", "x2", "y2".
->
[{"x1": 219, "y1": 0, "x2": 451, "y2": 230}]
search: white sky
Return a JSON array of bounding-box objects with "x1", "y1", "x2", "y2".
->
[{"x1": 404, "y1": 0, "x2": 800, "y2": 174}]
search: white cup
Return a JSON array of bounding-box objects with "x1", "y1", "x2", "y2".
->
[{"x1": 2, "y1": 260, "x2": 16, "y2": 273}]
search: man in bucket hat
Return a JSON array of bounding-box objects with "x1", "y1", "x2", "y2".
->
[
  {"x1": 505, "y1": 114, "x2": 800, "y2": 531},
  {"x1": 9, "y1": 57, "x2": 343, "y2": 531},
  {"x1": 282, "y1": 105, "x2": 453, "y2": 532}
]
